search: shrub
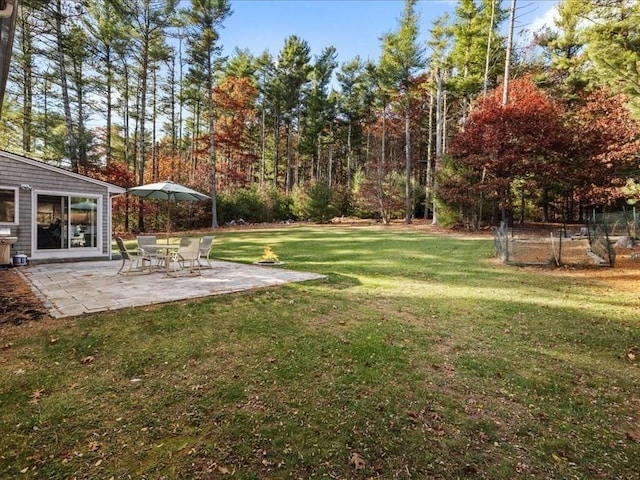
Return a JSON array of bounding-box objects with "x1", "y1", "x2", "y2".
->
[
  {"x1": 290, "y1": 182, "x2": 340, "y2": 222},
  {"x1": 263, "y1": 187, "x2": 294, "y2": 221},
  {"x1": 216, "y1": 187, "x2": 295, "y2": 224},
  {"x1": 217, "y1": 188, "x2": 264, "y2": 224},
  {"x1": 306, "y1": 182, "x2": 335, "y2": 222}
]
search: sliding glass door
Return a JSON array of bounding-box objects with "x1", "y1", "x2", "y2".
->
[{"x1": 36, "y1": 194, "x2": 98, "y2": 250}]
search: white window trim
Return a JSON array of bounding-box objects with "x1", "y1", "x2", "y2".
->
[
  {"x1": 30, "y1": 189, "x2": 104, "y2": 260},
  {"x1": 0, "y1": 185, "x2": 19, "y2": 226}
]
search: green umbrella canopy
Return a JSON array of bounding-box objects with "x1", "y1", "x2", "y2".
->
[
  {"x1": 126, "y1": 181, "x2": 210, "y2": 238},
  {"x1": 126, "y1": 181, "x2": 210, "y2": 202}
]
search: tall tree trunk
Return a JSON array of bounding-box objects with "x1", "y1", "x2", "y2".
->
[
  {"x1": 285, "y1": 119, "x2": 293, "y2": 193},
  {"x1": 77, "y1": 82, "x2": 86, "y2": 169},
  {"x1": 166, "y1": 54, "x2": 177, "y2": 174},
  {"x1": 346, "y1": 119, "x2": 352, "y2": 188},
  {"x1": 73, "y1": 49, "x2": 87, "y2": 170},
  {"x1": 432, "y1": 71, "x2": 444, "y2": 226},
  {"x1": 260, "y1": 78, "x2": 266, "y2": 188},
  {"x1": 54, "y1": 0, "x2": 78, "y2": 172},
  {"x1": 19, "y1": 10, "x2": 33, "y2": 153},
  {"x1": 137, "y1": 31, "x2": 150, "y2": 231},
  {"x1": 178, "y1": 35, "x2": 184, "y2": 170},
  {"x1": 424, "y1": 91, "x2": 434, "y2": 220},
  {"x1": 328, "y1": 121, "x2": 334, "y2": 187},
  {"x1": 273, "y1": 114, "x2": 280, "y2": 189},
  {"x1": 379, "y1": 103, "x2": 387, "y2": 224},
  {"x1": 315, "y1": 132, "x2": 321, "y2": 181},
  {"x1": 208, "y1": 57, "x2": 219, "y2": 228},
  {"x1": 502, "y1": 0, "x2": 517, "y2": 106},
  {"x1": 152, "y1": 66, "x2": 158, "y2": 181},
  {"x1": 404, "y1": 101, "x2": 412, "y2": 224},
  {"x1": 105, "y1": 45, "x2": 113, "y2": 165},
  {"x1": 122, "y1": 60, "x2": 131, "y2": 232},
  {"x1": 483, "y1": 0, "x2": 497, "y2": 98}
]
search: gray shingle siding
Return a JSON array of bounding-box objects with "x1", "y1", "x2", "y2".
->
[{"x1": 0, "y1": 152, "x2": 125, "y2": 262}]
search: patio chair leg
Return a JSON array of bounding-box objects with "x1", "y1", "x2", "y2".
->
[
  {"x1": 117, "y1": 257, "x2": 126, "y2": 275},
  {"x1": 198, "y1": 256, "x2": 212, "y2": 269},
  {"x1": 119, "y1": 258, "x2": 133, "y2": 276},
  {"x1": 190, "y1": 259, "x2": 201, "y2": 275}
]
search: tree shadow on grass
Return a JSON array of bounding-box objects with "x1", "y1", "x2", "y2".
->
[{"x1": 323, "y1": 272, "x2": 362, "y2": 289}]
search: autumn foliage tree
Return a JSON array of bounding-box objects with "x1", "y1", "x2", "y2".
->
[
  {"x1": 213, "y1": 76, "x2": 259, "y2": 189},
  {"x1": 444, "y1": 76, "x2": 570, "y2": 225},
  {"x1": 566, "y1": 88, "x2": 640, "y2": 208}
]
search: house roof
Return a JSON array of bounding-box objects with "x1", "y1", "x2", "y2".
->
[
  {"x1": 0, "y1": 0, "x2": 17, "y2": 112},
  {"x1": 1, "y1": 150, "x2": 127, "y2": 194}
]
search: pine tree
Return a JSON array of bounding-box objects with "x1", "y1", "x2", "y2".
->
[
  {"x1": 183, "y1": 0, "x2": 231, "y2": 228},
  {"x1": 580, "y1": 0, "x2": 640, "y2": 116},
  {"x1": 378, "y1": 0, "x2": 426, "y2": 224},
  {"x1": 274, "y1": 35, "x2": 311, "y2": 193},
  {"x1": 300, "y1": 46, "x2": 338, "y2": 184},
  {"x1": 117, "y1": 0, "x2": 177, "y2": 230}
]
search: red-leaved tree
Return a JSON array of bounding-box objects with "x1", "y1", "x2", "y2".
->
[
  {"x1": 444, "y1": 76, "x2": 570, "y2": 225},
  {"x1": 566, "y1": 88, "x2": 640, "y2": 208}
]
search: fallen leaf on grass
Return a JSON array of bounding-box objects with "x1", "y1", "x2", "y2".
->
[
  {"x1": 29, "y1": 389, "x2": 45, "y2": 404},
  {"x1": 350, "y1": 452, "x2": 366, "y2": 471},
  {"x1": 81, "y1": 355, "x2": 95, "y2": 364},
  {"x1": 626, "y1": 429, "x2": 640, "y2": 443}
]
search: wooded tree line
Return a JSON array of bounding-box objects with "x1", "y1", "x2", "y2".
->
[{"x1": 2, "y1": 0, "x2": 639, "y2": 231}]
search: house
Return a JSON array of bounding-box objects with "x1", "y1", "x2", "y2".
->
[{"x1": 0, "y1": 150, "x2": 125, "y2": 263}]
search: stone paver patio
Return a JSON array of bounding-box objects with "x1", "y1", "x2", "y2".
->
[{"x1": 19, "y1": 260, "x2": 325, "y2": 318}]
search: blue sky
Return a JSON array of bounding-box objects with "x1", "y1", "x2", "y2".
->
[{"x1": 217, "y1": 0, "x2": 560, "y2": 64}]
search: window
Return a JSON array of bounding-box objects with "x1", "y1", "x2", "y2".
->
[{"x1": 0, "y1": 187, "x2": 17, "y2": 224}]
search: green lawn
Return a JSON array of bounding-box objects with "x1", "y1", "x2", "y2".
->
[{"x1": 2, "y1": 226, "x2": 639, "y2": 479}]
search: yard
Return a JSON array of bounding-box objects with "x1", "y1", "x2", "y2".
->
[{"x1": 1, "y1": 224, "x2": 639, "y2": 479}]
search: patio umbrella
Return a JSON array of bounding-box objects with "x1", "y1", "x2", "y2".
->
[
  {"x1": 126, "y1": 180, "x2": 210, "y2": 240},
  {"x1": 70, "y1": 200, "x2": 97, "y2": 211}
]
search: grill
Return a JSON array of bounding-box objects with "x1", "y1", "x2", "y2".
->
[{"x1": 0, "y1": 227, "x2": 18, "y2": 266}]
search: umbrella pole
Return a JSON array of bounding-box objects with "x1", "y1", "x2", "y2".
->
[{"x1": 167, "y1": 197, "x2": 171, "y2": 244}]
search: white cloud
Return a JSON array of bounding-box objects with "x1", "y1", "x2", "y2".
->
[{"x1": 527, "y1": 3, "x2": 560, "y2": 34}]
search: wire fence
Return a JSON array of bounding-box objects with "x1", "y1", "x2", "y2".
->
[
  {"x1": 588, "y1": 209, "x2": 639, "y2": 238},
  {"x1": 493, "y1": 211, "x2": 636, "y2": 267}
]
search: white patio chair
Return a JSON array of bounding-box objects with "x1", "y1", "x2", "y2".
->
[
  {"x1": 137, "y1": 235, "x2": 161, "y2": 268},
  {"x1": 198, "y1": 235, "x2": 215, "y2": 268},
  {"x1": 167, "y1": 237, "x2": 202, "y2": 277},
  {"x1": 115, "y1": 237, "x2": 150, "y2": 276}
]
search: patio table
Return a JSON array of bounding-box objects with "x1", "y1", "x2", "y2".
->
[{"x1": 152, "y1": 243, "x2": 181, "y2": 273}]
